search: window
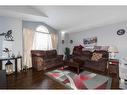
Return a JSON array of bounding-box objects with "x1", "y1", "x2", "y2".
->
[
  {"x1": 33, "y1": 25, "x2": 53, "y2": 50},
  {"x1": 36, "y1": 25, "x2": 49, "y2": 33}
]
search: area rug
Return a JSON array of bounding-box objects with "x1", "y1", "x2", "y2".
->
[{"x1": 45, "y1": 69, "x2": 112, "y2": 89}]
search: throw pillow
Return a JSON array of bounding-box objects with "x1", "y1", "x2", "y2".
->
[{"x1": 91, "y1": 53, "x2": 102, "y2": 61}]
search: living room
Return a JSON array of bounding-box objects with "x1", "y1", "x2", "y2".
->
[{"x1": 0, "y1": 5, "x2": 127, "y2": 91}]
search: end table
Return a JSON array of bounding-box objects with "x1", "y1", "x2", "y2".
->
[
  {"x1": 108, "y1": 59, "x2": 119, "y2": 78},
  {"x1": 119, "y1": 59, "x2": 127, "y2": 89}
]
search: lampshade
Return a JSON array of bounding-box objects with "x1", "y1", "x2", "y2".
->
[{"x1": 108, "y1": 46, "x2": 118, "y2": 53}]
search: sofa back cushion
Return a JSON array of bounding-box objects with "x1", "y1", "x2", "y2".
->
[
  {"x1": 72, "y1": 45, "x2": 84, "y2": 56},
  {"x1": 31, "y1": 50, "x2": 46, "y2": 57},
  {"x1": 82, "y1": 50, "x2": 92, "y2": 56},
  {"x1": 45, "y1": 50, "x2": 57, "y2": 59},
  {"x1": 31, "y1": 50, "x2": 57, "y2": 59},
  {"x1": 82, "y1": 50, "x2": 92, "y2": 60}
]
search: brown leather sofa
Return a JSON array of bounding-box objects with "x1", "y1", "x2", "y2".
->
[
  {"x1": 31, "y1": 50, "x2": 63, "y2": 71},
  {"x1": 71, "y1": 45, "x2": 109, "y2": 74},
  {"x1": 84, "y1": 50, "x2": 108, "y2": 73}
]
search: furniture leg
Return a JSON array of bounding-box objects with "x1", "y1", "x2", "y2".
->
[
  {"x1": 0, "y1": 60, "x2": 2, "y2": 70},
  {"x1": 20, "y1": 57, "x2": 22, "y2": 71},
  {"x1": 15, "y1": 58, "x2": 17, "y2": 74},
  {"x1": 77, "y1": 66, "x2": 79, "y2": 75},
  {"x1": 63, "y1": 65, "x2": 65, "y2": 69},
  {"x1": 14, "y1": 58, "x2": 18, "y2": 80}
]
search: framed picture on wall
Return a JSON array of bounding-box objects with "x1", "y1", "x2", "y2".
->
[{"x1": 83, "y1": 36, "x2": 97, "y2": 45}]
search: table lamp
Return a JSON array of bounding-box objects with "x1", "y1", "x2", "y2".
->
[{"x1": 108, "y1": 46, "x2": 118, "y2": 59}]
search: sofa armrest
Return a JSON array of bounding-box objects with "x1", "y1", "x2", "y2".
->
[
  {"x1": 57, "y1": 55, "x2": 63, "y2": 60},
  {"x1": 31, "y1": 52, "x2": 45, "y2": 57}
]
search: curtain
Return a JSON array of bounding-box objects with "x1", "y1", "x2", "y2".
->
[
  {"x1": 51, "y1": 32, "x2": 58, "y2": 50},
  {"x1": 23, "y1": 28, "x2": 35, "y2": 68},
  {"x1": 32, "y1": 32, "x2": 53, "y2": 50}
]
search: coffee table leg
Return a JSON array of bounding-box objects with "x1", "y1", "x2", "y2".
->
[
  {"x1": 62, "y1": 64, "x2": 64, "y2": 69},
  {"x1": 77, "y1": 67, "x2": 79, "y2": 75}
]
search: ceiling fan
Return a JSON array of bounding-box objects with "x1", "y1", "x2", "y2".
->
[{"x1": 0, "y1": 30, "x2": 14, "y2": 41}]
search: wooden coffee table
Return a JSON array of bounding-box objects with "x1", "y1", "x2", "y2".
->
[{"x1": 63, "y1": 59, "x2": 84, "y2": 74}]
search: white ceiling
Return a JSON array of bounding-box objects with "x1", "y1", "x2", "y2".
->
[{"x1": 1, "y1": 6, "x2": 127, "y2": 33}]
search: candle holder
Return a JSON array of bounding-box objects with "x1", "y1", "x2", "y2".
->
[{"x1": 5, "y1": 60, "x2": 13, "y2": 75}]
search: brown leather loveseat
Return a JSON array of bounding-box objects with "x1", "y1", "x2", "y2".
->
[
  {"x1": 71, "y1": 45, "x2": 109, "y2": 74},
  {"x1": 84, "y1": 50, "x2": 108, "y2": 73},
  {"x1": 31, "y1": 50, "x2": 63, "y2": 71}
]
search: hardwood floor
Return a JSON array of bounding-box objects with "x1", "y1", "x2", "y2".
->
[
  {"x1": 6, "y1": 69, "x2": 67, "y2": 89},
  {"x1": 0, "y1": 68, "x2": 119, "y2": 89}
]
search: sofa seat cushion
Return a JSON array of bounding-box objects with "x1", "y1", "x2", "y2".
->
[
  {"x1": 80, "y1": 56, "x2": 90, "y2": 61},
  {"x1": 44, "y1": 57, "x2": 62, "y2": 63},
  {"x1": 44, "y1": 58, "x2": 56, "y2": 62},
  {"x1": 84, "y1": 62, "x2": 106, "y2": 72},
  {"x1": 44, "y1": 58, "x2": 63, "y2": 64},
  {"x1": 44, "y1": 62, "x2": 63, "y2": 69},
  {"x1": 45, "y1": 50, "x2": 57, "y2": 59}
]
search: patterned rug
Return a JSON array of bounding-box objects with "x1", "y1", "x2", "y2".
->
[{"x1": 45, "y1": 69, "x2": 112, "y2": 89}]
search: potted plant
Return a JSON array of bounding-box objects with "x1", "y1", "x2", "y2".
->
[{"x1": 64, "y1": 47, "x2": 70, "y2": 60}]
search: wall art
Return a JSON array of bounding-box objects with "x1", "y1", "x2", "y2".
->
[{"x1": 83, "y1": 36, "x2": 97, "y2": 45}]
